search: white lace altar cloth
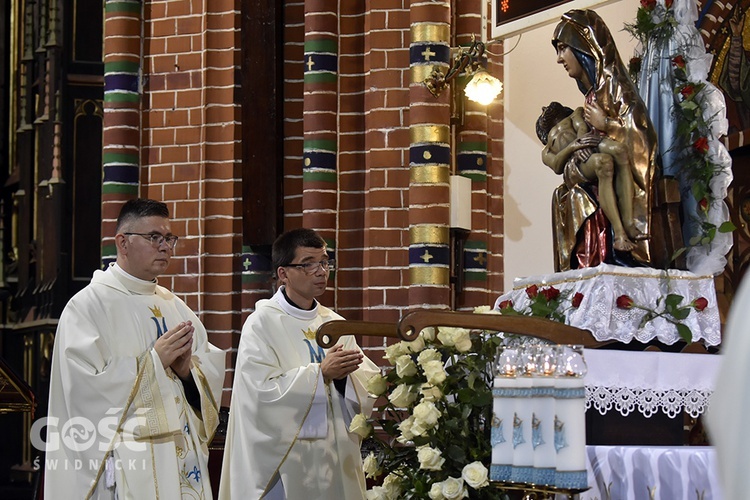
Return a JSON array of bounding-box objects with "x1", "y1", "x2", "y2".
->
[
  {"x1": 583, "y1": 349, "x2": 721, "y2": 418},
  {"x1": 560, "y1": 446, "x2": 723, "y2": 500},
  {"x1": 494, "y1": 264, "x2": 721, "y2": 346}
]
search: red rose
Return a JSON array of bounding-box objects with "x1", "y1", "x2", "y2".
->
[
  {"x1": 525, "y1": 284, "x2": 539, "y2": 299},
  {"x1": 680, "y1": 84, "x2": 695, "y2": 99},
  {"x1": 699, "y1": 198, "x2": 708, "y2": 212},
  {"x1": 692, "y1": 297, "x2": 708, "y2": 311},
  {"x1": 540, "y1": 286, "x2": 561, "y2": 301},
  {"x1": 665, "y1": 0, "x2": 674, "y2": 8},
  {"x1": 498, "y1": 299, "x2": 513, "y2": 310},
  {"x1": 572, "y1": 292, "x2": 584, "y2": 308},
  {"x1": 693, "y1": 136, "x2": 709, "y2": 154},
  {"x1": 640, "y1": 0, "x2": 656, "y2": 9},
  {"x1": 616, "y1": 295, "x2": 634, "y2": 309},
  {"x1": 671, "y1": 55, "x2": 685, "y2": 69}
]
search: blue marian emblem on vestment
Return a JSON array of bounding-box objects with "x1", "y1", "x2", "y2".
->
[
  {"x1": 187, "y1": 466, "x2": 201, "y2": 483},
  {"x1": 303, "y1": 328, "x2": 325, "y2": 363},
  {"x1": 532, "y1": 413, "x2": 544, "y2": 449},
  {"x1": 149, "y1": 305, "x2": 169, "y2": 338},
  {"x1": 513, "y1": 413, "x2": 525, "y2": 449},
  {"x1": 554, "y1": 415, "x2": 568, "y2": 452},
  {"x1": 491, "y1": 415, "x2": 505, "y2": 446}
]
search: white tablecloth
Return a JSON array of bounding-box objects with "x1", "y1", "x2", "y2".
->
[
  {"x1": 577, "y1": 446, "x2": 722, "y2": 500},
  {"x1": 494, "y1": 264, "x2": 721, "y2": 346},
  {"x1": 584, "y1": 349, "x2": 721, "y2": 418}
]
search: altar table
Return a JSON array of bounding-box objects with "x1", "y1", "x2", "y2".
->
[
  {"x1": 576, "y1": 445, "x2": 722, "y2": 500},
  {"x1": 584, "y1": 349, "x2": 721, "y2": 418}
]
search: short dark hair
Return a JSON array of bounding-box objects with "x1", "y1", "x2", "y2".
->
[
  {"x1": 271, "y1": 228, "x2": 326, "y2": 279},
  {"x1": 535, "y1": 101, "x2": 573, "y2": 145},
  {"x1": 116, "y1": 198, "x2": 170, "y2": 233}
]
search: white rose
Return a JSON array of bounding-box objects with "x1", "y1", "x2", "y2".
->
[
  {"x1": 441, "y1": 477, "x2": 468, "y2": 499},
  {"x1": 420, "y1": 327, "x2": 437, "y2": 341},
  {"x1": 384, "y1": 341, "x2": 409, "y2": 365},
  {"x1": 363, "y1": 452, "x2": 382, "y2": 479},
  {"x1": 437, "y1": 327, "x2": 472, "y2": 352},
  {"x1": 349, "y1": 413, "x2": 372, "y2": 438},
  {"x1": 397, "y1": 415, "x2": 415, "y2": 443},
  {"x1": 428, "y1": 482, "x2": 446, "y2": 500},
  {"x1": 420, "y1": 383, "x2": 443, "y2": 402},
  {"x1": 365, "y1": 486, "x2": 388, "y2": 500},
  {"x1": 413, "y1": 400, "x2": 441, "y2": 429},
  {"x1": 422, "y1": 359, "x2": 447, "y2": 385},
  {"x1": 461, "y1": 461, "x2": 489, "y2": 489},
  {"x1": 395, "y1": 354, "x2": 418, "y2": 378},
  {"x1": 366, "y1": 373, "x2": 388, "y2": 396},
  {"x1": 417, "y1": 445, "x2": 445, "y2": 471},
  {"x1": 409, "y1": 416, "x2": 429, "y2": 437},
  {"x1": 418, "y1": 348, "x2": 442, "y2": 367},
  {"x1": 437, "y1": 327, "x2": 457, "y2": 346},
  {"x1": 452, "y1": 328, "x2": 473, "y2": 352},
  {"x1": 473, "y1": 305, "x2": 500, "y2": 314},
  {"x1": 389, "y1": 383, "x2": 417, "y2": 408},
  {"x1": 382, "y1": 473, "x2": 402, "y2": 500},
  {"x1": 405, "y1": 334, "x2": 426, "y2": 353}
]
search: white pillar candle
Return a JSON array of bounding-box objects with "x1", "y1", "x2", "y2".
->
[
  {"x1": 510, "y1": 375, "x2": 534, "y2": 484},
  {"x1": 531, "y1": 374, "x2": 556, "y2": 486},
  {"x1": 491, "y1": 375, "x2": 518, "y2": 482},
  {"x1": 553, "y1": 375, "x2": 588, "y2": 490}
]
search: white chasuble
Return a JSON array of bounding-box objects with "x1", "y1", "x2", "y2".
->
[
  {"x1": 44, "y1": 263, "x2": 225, "y2": 499},
  {"x1": 219, "y1": 287, "x2": 378, "y2": 500}
]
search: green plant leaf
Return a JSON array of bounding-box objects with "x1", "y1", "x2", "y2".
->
[{"x1": 676, "y1": 323, "x2": 692, "y2": 343}]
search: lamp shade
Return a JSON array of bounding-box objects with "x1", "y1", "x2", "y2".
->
[{"x1": 464, "y1": 69, "x2": 503, "y2": 105}]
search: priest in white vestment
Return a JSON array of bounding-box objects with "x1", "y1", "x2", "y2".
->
[
  {"x1": 219, "y1": 228, "x2": 378, "y2": 499},
  {"x1": 44, "y1": 199, "x2": 225, "y2": 499},
  {"x1": 707, "y1": 275, "x2": 750, "y2": 499}
]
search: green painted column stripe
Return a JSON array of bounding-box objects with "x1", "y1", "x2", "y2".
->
[
  {"x1": 102, "y1": 184, "x2": 139, "y2": 195},
  {"x1": 304, "y1": 73, "x2": 337, "y2": 84},
  {"x1": 461, "y1": 172, "x2": 487, "y2": 182},
  {"x1": 465, "y1": 240, "x2": 487, "y2": 250},
  {"x1": 104, "y1": 92, "x2": 140, "y2": 103},
  {"x1": 303, "y1": 171, "x2": 337, "y2": 183},
  {"x1": 103, "y1": 152, "x2": 139, "y2": 164},
  {"x1": 304, "y1": 40, "x2": 338, "y2": 53},
  {"x1": 105, "y1": 61, "x2": 140, "y2": 74},
  {"x1": 101, "y1": 244, "x2": 117, "y2": 257},
  {"x1": 304, "y1": 139, "x2": 337, "y2": 152},
  {"x1": 105, "y1": 2, "x2": 142, "y2": 14},
  {"x1": 458, "y1": 141, "x2": 488, "y2": 152},
  {"x1": 465, "y1": 271, "x2": 488, "y2": 281}
]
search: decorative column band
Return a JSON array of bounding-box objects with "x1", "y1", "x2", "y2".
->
[
  {"x1": 463, "y1": 239, "x2": 488, "y2": 282},
  {"x1": 241, "y1": 246, "x2": 272, "y2": 285},
  {"x1": 457, "y1": 140, "x2": 487, "y2": 182},
  {"x1": 408, "y1": 17, "x2": 451, "y2": 293},
  {"x1": 303, "y1": 39, "x2": 338, "y2": 84},
  {"x1": 303, "y1": 138, "x2": 337, "y2": 183},
  {"x1": 409, "y1": 224, "x2": 450, "y2": 285}
]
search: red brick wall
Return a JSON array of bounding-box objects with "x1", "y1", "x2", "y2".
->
[
  {"x1": 128, "y1": 0, "x2": 505, "y2": 397},
  {"x1": 142, "y1": 0, "x2": 242, "y2": 405}
]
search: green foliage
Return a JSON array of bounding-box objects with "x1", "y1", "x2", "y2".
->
[{"x1": 364, "y1": 328, "x2": 503, "y2": 499}]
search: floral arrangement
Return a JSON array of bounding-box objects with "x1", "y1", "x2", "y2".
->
[
  {"x1": 625, "y1": 0, "x2": 735, "y2": 274},
  {"x1": 497, "y1": 284, "x2": 709, "y2": 343},
  {"x1": 351, "y1": 308, "x2": 503, "y2": 499}
]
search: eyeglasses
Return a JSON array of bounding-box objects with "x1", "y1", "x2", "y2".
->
[
  {"x1": 124, "y1": 232, "x2": 179, "y2": 249},
  {"x1": 285, "y1": 259, "x2": 335, "y2": 275}
]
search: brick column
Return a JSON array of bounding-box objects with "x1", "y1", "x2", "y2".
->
[
  {"x1": 409, "y1": 1, "x2": 452, "y2": 308},
  {"x1": 455, "y1": 0, "x2": 490, "y2": 308},
  {"x1": 101, "y1": 0, "x2": 142, "y2": 263},
  {"x1": 303, "y1": 0, "x2": 339, "y2": 304}
]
